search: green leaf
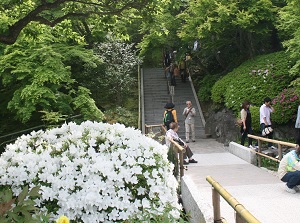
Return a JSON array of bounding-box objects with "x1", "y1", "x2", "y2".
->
[{"x1": 17, "y1": 186, "x2": 29, "y2": 205}]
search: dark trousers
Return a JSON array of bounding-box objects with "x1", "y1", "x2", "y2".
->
[
  {"x1": 261, "y1": 123, "x2": 273, "y2": 147},
  {"x1": 241, "y1": 127, "x2": 253, "y2": 146},
  {"x1": 171, "y1": 73, "x2": 176, "y2": 86},
  {"x1": 180, "y1": 69, "x2": 186, "y2": 82},
  {"x1": 184, "y1": 146, "x2": 193, "y2": 159},
  {"x1": 281, "y1": 171, "x2": 300, "y2": 188}
]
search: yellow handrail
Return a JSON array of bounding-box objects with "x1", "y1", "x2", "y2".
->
[
  {"x1": 206, "y1": 176, "x2": 261, "y2": 223},
  {"x1": 248, "y1": 134, "x2": 296, "y2": 148},
  {"x1": 247, "y1": 134, "x2": 296, "y2": 166}
]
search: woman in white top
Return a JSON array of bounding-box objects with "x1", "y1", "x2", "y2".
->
[{"x1": 165, "y1": 122, "x2": 197, "y2": 165}]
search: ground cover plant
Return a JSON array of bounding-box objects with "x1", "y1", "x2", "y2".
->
[{"x1": 0, "y1": 121, "x2": 181, "y2": 222}]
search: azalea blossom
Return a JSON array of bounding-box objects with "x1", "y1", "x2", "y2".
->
[{"x1": 0, "y1": 121, "x2": 181, "y2": 222}]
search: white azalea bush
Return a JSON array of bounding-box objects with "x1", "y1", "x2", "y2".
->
[{"x1": 0, "y1": 121, "x2": 181, "y2": 222}]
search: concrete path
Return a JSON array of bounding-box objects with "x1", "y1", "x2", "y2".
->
[{"x1": 183, "y1": 139, "x2": 299, "y2": 223}]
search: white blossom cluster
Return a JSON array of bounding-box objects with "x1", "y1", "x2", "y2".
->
[
  {"x1": 94, "y1": 35, "x2": 142, "y2": 101},
  {"x1": 0, "y1": 121, "x2": 181, "y2": 222}
]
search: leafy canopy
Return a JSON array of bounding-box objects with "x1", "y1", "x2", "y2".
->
[
  {"x1": 0, "y1": 0, "x2": 163, "y2": 44},
  {"x1": 0, "y1": 23, "x2": 104, "y2": 123},
  {"x1": 277, "y1": 0, "x2": 300, "y2": 95}
]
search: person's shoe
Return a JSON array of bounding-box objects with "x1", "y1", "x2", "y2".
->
[
  {"x1": 293, "y1": 186, "x2": 300, "y2": 192},
  {"x1": 269, "y1": 146, "x2": 277, "y2": 150},
  {"x1": 189, "y1": 159, "x2": 198, "y2": 163},
  {"x1": 285, "y1": 185, "x2": 297, "y2": 194},
  {"x1": 249, "y1": 145, "x2": 257, "y2": 152},
  {"x1": 183, "y1": 160, "x2": 189, "y2": 165},
  {"x1": 192, "y1": 140, "x2": 195, "y2": 142},
  {"x1": 186, "y1": 140, "x2": 189, "y2": 143}
]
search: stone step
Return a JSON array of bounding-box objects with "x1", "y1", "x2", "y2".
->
[{"x1": 143, "y1": 67, "x2": 206, "y2": 138}]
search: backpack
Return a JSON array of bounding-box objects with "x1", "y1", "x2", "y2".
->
[{"x1": 164, "y1": 109, "x2": 174, "y2": 127}]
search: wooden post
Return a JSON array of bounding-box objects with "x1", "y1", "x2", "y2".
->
[
  {"x1": 258, "y1": 139, "x2": 262, "y2": 167},
  {"x1": 236, "y1": 212, "x2": 246, "y2": 223},
  {"x1": 179, "y1": 150, "x2": 184, "y2": 177},
  {"x1": 138, "y1": 64, "x2": 141, "y2": 130},
  {"x1": 212, "y1": 187, "x2": 221, "y2": 223},
  {"x1": 278, "y1": 144, "x2": 283, "y2": 160}
]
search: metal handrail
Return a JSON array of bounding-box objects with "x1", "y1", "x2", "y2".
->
[
  {"x1": 206, "y1": 176, "x2": 260, "y2": 223},
  {"x1": 0, "y1": 114, "x2": 83, "y2": 151},
  {"x1": 247, "y1": 134, "x2": 296, "y2": 166}
]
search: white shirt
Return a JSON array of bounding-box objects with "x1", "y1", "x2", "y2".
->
[
  {"x1": 295, "y1": 105, "x2": 300, "y2": 128},
  {"x1": 260, "y1": 104, "x2": 273, "y2": 125},
  {"x1": 165, "y1": 129, "x2": 182, "y2": 147}
]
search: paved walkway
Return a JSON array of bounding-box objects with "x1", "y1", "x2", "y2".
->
[{"x1": 183, "y1": 138, "x2": 299, "y2": 223}]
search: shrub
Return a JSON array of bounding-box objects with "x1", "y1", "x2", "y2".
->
[
  {"x1": 0, "y1": 121, "x2": 181, "y2": 222},
  {"x1": 104, "y1": 106, "x2": 138, "y2": 127},
  {"x1": 249, "y1": 105, "x2": 260, "y2": 132},
  {"x1": 197, "y1": 75, "x2": 219, "y2": 102},
  {"x1": 271, "y1": 88, "x2": 300, "y2": 124},
  {"x1": 211, "y1": 51, "x2": 294, "y2": 115}
]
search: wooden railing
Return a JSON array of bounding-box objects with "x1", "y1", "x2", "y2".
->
[
  {"x1": 206, "y1": 176, "x2": 260, "y2": 223},
  {"x1": 247, "y1": 134, "x2": 296, "y2": 166},
  {"x1": 145, "y1": 124, "x2": 186, "y2": 178}
]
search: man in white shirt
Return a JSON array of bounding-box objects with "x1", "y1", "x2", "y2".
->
[
  {"x1": 260, "y1": 97, "x2": 275, "y2": 149},
  {"x1": 165, "y1": 122, "x2": 197, "y2": 165}
]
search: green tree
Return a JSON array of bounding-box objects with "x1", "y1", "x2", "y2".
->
[
  {"x1": 138, "y1": 0, "x2": 184, "y2": 66},
  {"x1": 85, "y1": 35, "x2": 142, "y2": 106},
  {"x1": 0, "y1": 0, "x2": 159, "y2": 45},
  {"x1": 277, "y1": 0, "x2": 300, "y2": 95},
  {"x1": 0, "y1": 23, "x2": 104, "y2": 124},
  {"x1": 178, "y1": 0, "x2": 279, "y2": 70}
]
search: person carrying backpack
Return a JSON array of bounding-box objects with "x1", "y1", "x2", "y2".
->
[{"x1": 163, "y1": 102, "x2": 177, "y2": 130}]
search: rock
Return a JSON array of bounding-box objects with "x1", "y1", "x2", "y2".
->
[{"x1": 205, "y1": 107, "x2": 240, "y2": 144}]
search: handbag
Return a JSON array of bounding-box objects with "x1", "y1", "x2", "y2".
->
[
  {"x1": 173, "y1": 138, "x2": 184, "y2": 146},
  {"x1": 262, "y1": 127, "x2": 273, "y2": 136},
  {"x1": 235, "y1": 118, "x2": 243, "y2": 127}
]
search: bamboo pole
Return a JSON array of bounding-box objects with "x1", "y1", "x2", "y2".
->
[
  {"x1": 258, "y1": 139, "x2": 262, "y2": 167},
  {"x1": 206, "y1": 176, "x2": 261, "y2": 223},
  {"x1": 248, "y1": 134, "x2": 296, "y2": 148},
  {"x1": 212, "y1": 188, "x2": 221, "y2": 222}
]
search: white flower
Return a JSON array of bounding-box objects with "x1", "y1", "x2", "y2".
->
[{"x1": 0, "y1": 121, "x2": 180, "y2": 222}]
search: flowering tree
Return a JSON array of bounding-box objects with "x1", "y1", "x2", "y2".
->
[
  {"x1": 93, "y1": 36, "x2": 142, "y2": 105},
  {"x1": 0, "y1": 121, "x2": 181, "y2": 222}
]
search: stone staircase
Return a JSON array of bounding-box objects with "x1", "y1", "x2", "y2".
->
[{"x1": 142, "y1": 68, "x2": 206, "y2": 139}]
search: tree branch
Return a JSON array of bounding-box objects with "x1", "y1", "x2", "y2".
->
[
  {"x1": 0, "y1": 0, "x2": 69, "y2": 44},
  {"x1": 0, "y1": 0, "x2": 148, "y2": 44}
]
